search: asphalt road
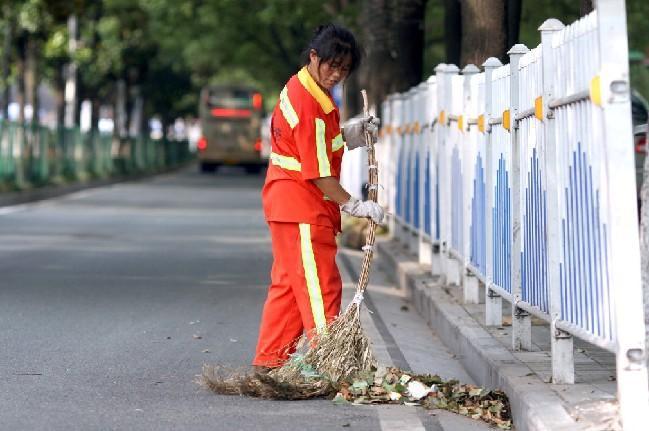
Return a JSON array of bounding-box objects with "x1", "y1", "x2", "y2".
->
[{"x1": 0, "y1": 166, "x2": 489, "y2": 431}]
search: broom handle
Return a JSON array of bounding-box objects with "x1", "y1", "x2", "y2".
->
[{"x1": 356, "y1": 90, "x2": 378, "y2": 294}]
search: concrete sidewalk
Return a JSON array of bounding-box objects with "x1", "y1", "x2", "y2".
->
[
  {"x1": 337, "y1": 248, "x2": 493, "y2": 431},
  {"x1": 376, "y1": 237, "x2": 621, "y2": 431}
]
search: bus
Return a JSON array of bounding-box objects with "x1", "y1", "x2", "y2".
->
[{"x1": 198, "y1": 85, "x2": 266, "y2": 173}]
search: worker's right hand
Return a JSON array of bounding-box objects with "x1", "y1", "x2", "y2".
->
[
  {"x1": 340, "y1": 197, "x2": 385, "y2": 224},
  {"x1": 342, "y1": 116, "x2": 381, "y2": 151}
]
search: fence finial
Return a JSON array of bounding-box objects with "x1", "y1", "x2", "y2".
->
[
  {"x1": 434, "y1": 63, "x2": 447, "y2": 74},
  {"x1": 507, "y1": 44, "x2": 529, "y2": 56},
  {"x1": 445, "y1": 64, "x2": 460, "y2": 74},
  {"x1": 461, "y1": 64, "x2": 480, "y2": 75},
  {"x1": 538, "y1": 18, "x2": 565, "y2": 32},
  {"x1": 482, "y1": 57, "x2": 503, "y2": 69}
]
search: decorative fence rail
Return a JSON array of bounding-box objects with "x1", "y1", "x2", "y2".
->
[
  {"x1": 369, "y1": 1, "x2": 648, "y2": 428},
  {"x1": 0, "y1": 120, "x2": 192, "y2": 191}
]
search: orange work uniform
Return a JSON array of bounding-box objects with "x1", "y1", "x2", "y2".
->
[{"x1": 253, "y1": 67, "x2": 346, "y2": 367}]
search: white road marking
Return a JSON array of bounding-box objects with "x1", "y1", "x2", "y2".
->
[{"x1": 377, "y1": 405, "x2": 426, "y2": 431}]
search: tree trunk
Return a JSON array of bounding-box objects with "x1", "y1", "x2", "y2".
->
[
  {"x1": 25, "y1": 37, "x2": 39, "y2": 124},
  {"x1": 2, "y1": 11, "x2": 12, "y2": 120},
  {"x1": 460, "y1": 0, "x2": 507, "y2": 67},
  {"x1": 53, "y1": 65, "x2": 65, "y2": 131},
  {"x1": 358, "y1": 0, "x2": 428, "y2": 112},
  {"x1": 15, "y1": 37, "x2": 26, "y2": 123},
  {"x1": 91, "y1": 98, "x2": 100, "y2": 132},
  {"x1": 444, "y1": 0, "x2": 462, "y2": 66},
  {"x1": 116, "y1": 79, "x2": 127, "y2": 139},
  {"x1": 505, "y1": 0, "x2": 522, "y2": 52},
  {"x1": 343, "y1": 71, "x2": 361, "y2": 121},
  {"x1": 580, "y1": 0, "x2": 594, "y2": 15},
  {"x1": 65, "y1": 14, "x2": 78, "y2": 128}
]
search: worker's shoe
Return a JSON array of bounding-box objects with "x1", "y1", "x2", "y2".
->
[{"x1": 251, "y1": 365, "x2": 272, "y2": 375}]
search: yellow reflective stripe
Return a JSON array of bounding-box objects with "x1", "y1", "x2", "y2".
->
[
  {"x1": 297, "y1": 67, "x2": 335, "y2": 114},
  {"x1": 279, "y1": 86, "x2": 299, "y2": 129},
  {"x1": 298, "y1": 224, "x2": 327, "y2": 332},
  {"x1": 332, "y1": 133, "x2": 344, "y2": 152},
  {"x1": 270, "y1": 152, "x2": 301, "y2": 171},
  {"x1": 315, "y1": 118, "x2": 331, "y2": 177}
]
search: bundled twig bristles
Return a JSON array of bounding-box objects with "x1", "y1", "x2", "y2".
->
[{"x1": 201, "y1": 89, "x2": 380, "y2": 397}]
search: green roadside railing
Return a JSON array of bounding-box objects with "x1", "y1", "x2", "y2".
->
[{"x1": 0, "y1": 119, "x2": 193, "y2": 192}]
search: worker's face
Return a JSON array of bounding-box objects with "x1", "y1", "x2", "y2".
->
[{"x1": 309, "y1": 50, "x2": 351, "y2": 91}]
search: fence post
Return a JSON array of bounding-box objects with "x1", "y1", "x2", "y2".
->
[
  {"x1": 483, "y1": 57, "x2": 503, "y2": 326},
  {"x1": 461, "y1": 64, "x2": 481, "y2": 303},
  {"x1": 407, "y1": 87, "x2": 420, "y2": 253},
  {"x1": 595, "y1": 0, "x2": 649, "y2": 427},
  {"x1": 443, "y1": 64, "x2": 461, "y2": 286},
  {"x1": 418, "y1": 82, "x2": 433, "y2": 266},
  {"x1": 539, "y1": 18, "x2": 574, "y2": 384},
  {"x1": 432, "y1": 65, "x2": 446, "y2": 279},
  {"x1": 393, "y1": 93, "x2": 407, "y2": 245},
  {"x1": 384, "y1": 95, "x2": 397, "y2": 240},
  {"x1": 509, "y1": 44, "x2": 532, "y2": 351},
  {"x1": 399, "y1": 90, "x2": 411, "y2": 246}
]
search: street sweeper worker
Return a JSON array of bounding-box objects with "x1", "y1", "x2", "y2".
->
[{"x1": 252, "y1": 23, "x2": 383, "y2": 372}]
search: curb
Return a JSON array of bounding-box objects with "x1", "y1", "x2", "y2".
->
[{"x1": 376, "y1": 238, "x2": 584, "y2": 431}]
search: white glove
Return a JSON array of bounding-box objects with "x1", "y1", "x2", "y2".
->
[
  {"x1": 341, "y1": 116, "x2": 381, "y2": 150},
  {"x1": 340, "y1": 197, "x2": 385, "y2": 224}
]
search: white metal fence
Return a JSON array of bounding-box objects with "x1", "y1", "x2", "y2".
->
[{"x1": 361, "y1": 1, "x2": 648, "y2": 428}]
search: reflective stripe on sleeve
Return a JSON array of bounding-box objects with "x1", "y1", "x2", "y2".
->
[
  {"x1": 298, "y1": 224, "x2": 327, "y2": 332},
  {"x1": 315, "y1": 118, "x2": 331, "y2": 177},
  {"x1": 279, "y1": 86, "x2": 299, "y2": 129},
  {"x1": 332, "y1": 133, "x2": 344, "y2": 152},
  {"x1": 270, "y1": 152, "x2": 301, "y2": 171}
]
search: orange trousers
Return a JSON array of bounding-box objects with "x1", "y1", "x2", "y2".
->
[{"x1": 253, "y1": 221, "x2": 342, "y2": 367}]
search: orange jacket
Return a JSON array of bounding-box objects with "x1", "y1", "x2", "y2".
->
[{"x1": 262, "y1": 67, "x2": 345, "y2": 232}]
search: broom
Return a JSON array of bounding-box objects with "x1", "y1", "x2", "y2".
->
[{"x1": 202, "y1": 89, "x2": 380, "y2": 395}]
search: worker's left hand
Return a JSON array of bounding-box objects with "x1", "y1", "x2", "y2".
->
[
  {"x1": 340, "y1": 197, "x2": 385, "y2": 224},
  {"x1": 342, "y1": 116, "x2": 381, "y2": 150}
]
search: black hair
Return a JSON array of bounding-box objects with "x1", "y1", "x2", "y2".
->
[{"x1": 302, "y1": 24, "x2": 363, "y2": 73}]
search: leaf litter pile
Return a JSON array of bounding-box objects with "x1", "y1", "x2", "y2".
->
[{"x1": 201, "y1": 331, "x2": 512, "y2": 429}]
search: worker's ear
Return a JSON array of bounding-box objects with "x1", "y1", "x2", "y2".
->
[{"x1": 309, "y1": 49, "x2": 319, "y2": 65}]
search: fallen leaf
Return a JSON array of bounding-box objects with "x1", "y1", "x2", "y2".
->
[
  {"x1": 469, "y1": 387, "x2": 483, "y2": 397},
  {"x1": 333, "y1": 393, "x2": 350, "y2": 405},
  {"x1": 351, "y1": 380, "x2": 369, "y2": 396},
  {"x1": 407, "y1": 381, "x2": 431, "y2": 400}
]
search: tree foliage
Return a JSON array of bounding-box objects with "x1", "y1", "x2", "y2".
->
[{"x1": 0, "y1": 0, "x2": 647, "y2": 128}]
